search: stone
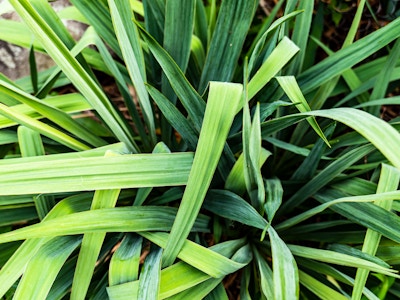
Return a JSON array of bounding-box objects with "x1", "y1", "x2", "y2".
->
[{"x1": 0, "y1": 0, "x2": 86, "y2": 80}]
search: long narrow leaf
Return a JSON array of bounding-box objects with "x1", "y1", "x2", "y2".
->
[
  {"x1": 137, "y1": 246, "x2": 163, "y2": 300},
  {"x1": 0, "y1": 93, "x2": 92, "y2": 129},
  {"x1": 0, "y1": 79, "x2": 107, "y2": 147},
  {"x1": 298, "y1": 17, "x2": 400, "y2": 94},
  {"x1": 162, "y1": 82, "x2": 242, "y2": 266},
  {"x1": 198, "y1": 0, "x2": 257, "y2": 92},
  {"x1": 299, "y1": 270, "x2": 348, "y2": 300},
  {"x1": 203, "y1": 189, "x2": 269, "y2": 231},
  {"x1": 0, "y1": 102, "x2": 90, "y2": 151},
  {"x1": 107, "y1": 237, "x2": 250, "y2": 299},
  {"x1": 0, "y1": 152, "x2": 193, "y2": 195},
  {"x1": 0, "y1": 194, "x2": 92, "y2": 298},
  {"x1": 18, "y1": 126, "x2": 55, "y2": 219},
  {"x1": 13, "y1": 236, "x2": 82, "y2": 300},
  {"x1": 352, "y1": 164, "x2": 400, "y2": 299},
  {"x1": 247, "y1": 37, "x2": 300, "y2": 101},
  {"x1": 9, "y1": 0, "x2": 137, "y2": 151},
  {"x1": 289, "y1": 244, "x2": 400, "y2": 278},
  {"x1": 162, "y1": 0, "x2": 195, "y2": 95},
  {"x1": 0, "y1": 206, "x2": 210, "y2": 244},
  {"x1": 142, "y1": 233, "x2": 249, "y2": 278},
  {"x1": 109, "y1": 234, "x2": 143, "y2": 286},
  {"x1": 137, "y1": 22, "x2": 205, "y2": 131},
  {"x1": 276, "y1": 75, "x2": 330, "y2": 146},
  {"x1": 269, "y1": 226, "x2": 299, "y2": 299},
  {"x1": 108, "y1": 0, "x2": 156, "y2": 147},
  {"x1": 71, "y1": 188, "x2": 121, "y2": 300}
]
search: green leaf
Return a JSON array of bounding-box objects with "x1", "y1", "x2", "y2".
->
[
  {"x1": 291, "y1": 122, "x2": 336, "y2": 180},
  {"x1": 0, "y1": 206, "x2": 210, "y2": 244},
  {"x1": 160, "y1": 0, "x2": 196, "y2": 143},
  {"x1": 162, "y1": 81, "x2": 242, "y2": 266},
  {"x1": 170, "y1": 278, "x2": 221, "y2": 299},
  {"x1": 276, "y1": 75, "x2": 330, "y2": 147},
  {"x1": 0, "y1": 152, "x2": 194, "y2": 195},
  {"x1": 289, "y1": 244, "x2": 400, "y2": 278},
  {"x1": 142, "y1": 232, "x2": 249, "y2": 278},
  {"x1": 194, "y1": 0, "x2": 208, "y2": 49},
  {"x1": 248, "y1": 9, "x2": 302, "y2": 75},
  {"x1": 298, "y1": 17, "x2": 400, "y2": 94},
  {"x1": 107, "y1": 238, "x2": 250, "y2": 299},
  {"x1": 133, "y1": 142, "x2": 172, "y2": 206},
  {"x1": 17, "y1": 125, "x2": 44, "y2": 157},
  {"x1": 315, "y1": 189, "x2": 400, "y2": 244},
  {"x1": 264, "y1": 178, "x2": 283, "y2": 222},
  {"x1": 243, "y1": 102, "x2": 265, "y2": 211},
  {"x1": 306, "y1": 108, "x2": 400, "y2": 170},
  {"x1": 69, "y1": 0, "x2": 121, "y2": 57},
  {"x1": 352, "y1": 164, "x2": 400, "y2": 299},
  {"x1": 288, "y1": 0, "x2": 314, "y2": 74},
  {"x1": 0, "y1": 102, "x2": 90, "y2": 151},
  {"x1": 18, "y1": 126, "x2": 55, "y2": 220},
  {"x1": 13, "y1": 236, "x2": 82, "y2": 300},
  {"x1": 0, "y1": 93, "x2": 91, "y2": 130},
  {"x1": 247, "y1": 37, "x2": 300, "y2": 101},
  {"x1": 162, "y1": 0, "x2": 195, "y2": 93},
  {"x1": 0, "y1": 194, "x2": 92, "y2": 298},
  {"x1": 280, "y1": 143, "x2": 374, "y2": 214},
  {"x1": 269, "y1": 226, "x2": 299, "y2": 299},
  {"x1": 138, "y1": 246, "x2": 163, "y2": 300},
  {"x1": 9, "y1": 0, "x2": 137, "y2": 151},
  {"x1": 107, "y1": 262, "x2": 208, "y2": 300},
  {"x1": 225, "y1": 149, "x2": 270, "y2": 196},
  {"x1": 137, "y1": 22, "x2": 206, "y2": 131},
  {"x1": 85, "y1": 27, "x2": 149, "y2": 147},
  {"x1": 253, "y1": 246, "x2": 274, "y2": 299},
  {"x1": 71, "y1": 188, "x2": 121, "y2": 300},
  {"x1": 203, "y1": 189, "x2": 269, "y2": 231},
  {"x1": 204, "y1": 283, "x2": 229, "y2": 300},
  {"x1": 109, "y1": 234, "x2": 143, "y2": 286},
  {"x1": 369, "y1": 37, "x2": 400, "y2": 115},
  {"x1": 147, "y1": 84, "x2": 198, "y2": 150},
  {"x1": 108, "y1": 0, "x2": 156, "y2": 147},
  {"x1": 198, "y1": 0, "x2": 257, "y2": 92},
  {"x1": 299, "y1": 270, "x2": 348, "y2": 300},
  {"x1": 28, "y1": 45, "x2": 38, "y2": 94}
]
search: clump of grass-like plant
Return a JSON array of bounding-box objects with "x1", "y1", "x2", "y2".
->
[{"x1": 0, "y1": 0, "x2": 400, "y2": 299}]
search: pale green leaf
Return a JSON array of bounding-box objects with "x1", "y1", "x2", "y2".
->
[
  {"x1": 247, "y1": 37, "x2": 300, "y2": 101},
  {"x1": 109, "y1": 234, "x2": 143, "y2": 286},
  {"x1": 264, "y1": 178, "x2": 283, "y2": 222},
  {"x1": 9, "y1": 0, "x2": 137, "y2": 151},
  {"x1": 289, "y1": 244, "x2": 400, "y2": 278},
  {"x1": 13, "y1": 236, "x2": 82, "y2": 300},
  {"x1": 269, "y1": 227, "x2": 299, "y2": 299},
  {"x1": 352, "y1": 164, "x2": 400, "y2": 299},
  {"x1": 225, "y1": 149, "x2": 270, "y2": 196},
  {"x1": 0, "y1": 207, "x2": 210, "y2": 244},
  {"x1": 142, "y1": 232, "x2": 250, "y2": 278},
  {"x1": 0, "y1": 194, "x2": 92, "y2": 298},
  {"x1": 0, "y1": 152, "x2": 194, "y2": 195},
  {"x1": 253, "y1": 247, "x2": 274, "y2": 299},
  {"x1": 162, "y1": 82, "x2": 242, "y2": 266},
  {"x1": 71, "y1": 188, "x2": 121, "y2": 300},
  {"x1": 299, "y1": 270, "x2": 348, "y2": 300},
  {"x1": 108, "y1": 0, "x2": 156, "y2": 147},
  {"x1": 138, "y1": 246, "x2": 163, "y2": 300},
  {"x1": 276, "y1": 75, "x2": 330, "y2": 147}
]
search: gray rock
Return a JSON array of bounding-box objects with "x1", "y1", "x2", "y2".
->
[{"x1": 0, "y1": 0, "x2": 86, "y2": 80}]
